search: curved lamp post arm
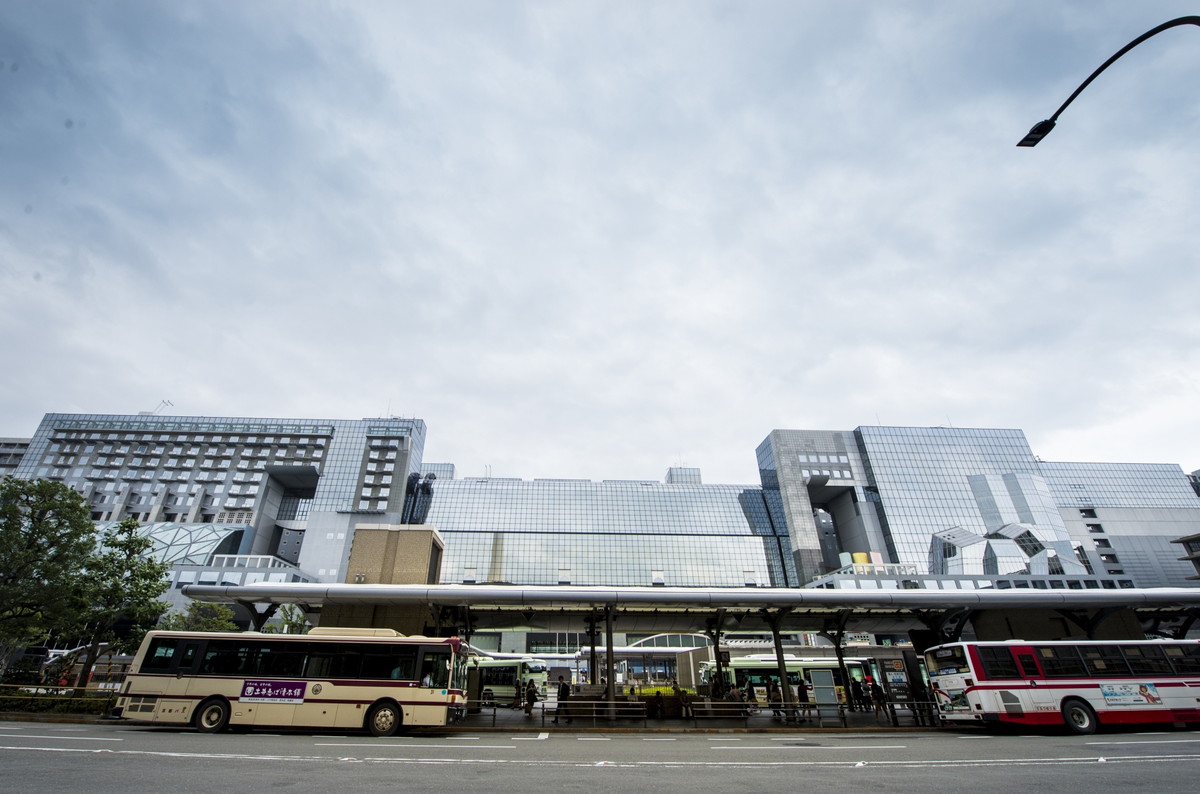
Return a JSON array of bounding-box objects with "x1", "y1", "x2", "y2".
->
[{"x1": 1018, "y1": 15, "x2": 1200, "y2": 146}]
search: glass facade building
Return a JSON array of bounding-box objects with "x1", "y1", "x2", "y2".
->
[
  {"x1": 5, "y1": 413, "x2": 1198, "y2": 600},
  {"x1": 758, "y1": 426, "x2": 1200, "y2": 589},
  {"x1": 424, "y1": 476, "x2": 796, "y2": 588}
]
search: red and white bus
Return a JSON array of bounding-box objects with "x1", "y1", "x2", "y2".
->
[
  {"x1": 114, "y1": 627, "x2": 469, "y2": 736},
  {"x1": 924, "y1": 639, "x2": 1200, "y2": 734}
]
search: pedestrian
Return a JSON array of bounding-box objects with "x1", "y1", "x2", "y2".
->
[
  {"x1": 849, "y1": 678, "x2": 865, "y2": 712},
  {"x1": 677, "y1": 687, "x2": 694, "y2": 719},
  {"x1": 524, "y1": 679, "x2": 538, "y2": 717},
  {"x1": 795, "y1": 677, "x2": 811, "y2": 722},
  {"x1": 551, "y1": 675, "x2": 572, "y2": 724},
  {"x1": 767, "y1": 681, "x2": 783, "y2": 719},
  {"x1": 871, "y1": 680, "x2": 887, "y2": 720},
  {"x1": 651, "y1": 691, "x2": 665, "y2": 719}
]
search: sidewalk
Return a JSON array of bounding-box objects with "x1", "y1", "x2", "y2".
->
[{"x1": 458, "y1": 697, "x2": 943, "y2": 733}]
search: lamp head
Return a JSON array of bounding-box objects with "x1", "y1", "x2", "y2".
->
[{"x1": 1017, "y1": 119, "x2": 1056, "y2": 147}]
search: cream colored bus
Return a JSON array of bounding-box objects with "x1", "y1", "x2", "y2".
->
[{"x1": 113, "y1": 627, "x2": 468, "y2": 736}]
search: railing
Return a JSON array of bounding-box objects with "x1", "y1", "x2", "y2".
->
[
  {"x1": 0, "y1": 684, "x2": 116, "y2": 716},
  {"x1": 536, "y1": 698, "x2": 649, "y2": 727}
]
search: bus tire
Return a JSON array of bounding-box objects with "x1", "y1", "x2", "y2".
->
[
  {"x1": 195, "y1": 698, "x2": 231, "y2": 733},
  {"x1": 1062, "y1": 698, "x2": 1098, "y2": 735},
  {"x1": 367, "y1": 700, "x2": 402, "y2": 737}
]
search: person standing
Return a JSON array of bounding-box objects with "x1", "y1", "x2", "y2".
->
[
  {"x1": 552, "y1": 675, "x2": 572, "y2": 724},
  {"x1": 849, "y1": 678, "x2": 865, "y2": 712},
  {"x1": 525, "y1": 679, "x2": 538, "y2": 717}
]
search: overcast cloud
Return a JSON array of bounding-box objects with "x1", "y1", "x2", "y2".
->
[{"x1": 2, "y1": 1, "x2": 1199, "y2": 484}]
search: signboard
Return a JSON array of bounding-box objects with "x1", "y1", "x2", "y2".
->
[
  {"x1": 240, "y1": 680, "x2": 306, "y2": 704},
  {"x1": 1100, "y1": 682, "x2": 1163, "y2": 707}
]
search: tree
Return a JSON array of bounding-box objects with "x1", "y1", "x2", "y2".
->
[
  {"x1": 69, "y1": 518, "x2": 171, "y2": 687},
  {"x1": 262, "y1": 603, "x2": 310, "y2": 634},
  {"x1": 158, "y1": 601, "x2": 239, "y2": 632},
  {"x1": 0, "y1": 478, "x2": 97, "y2": 673}
]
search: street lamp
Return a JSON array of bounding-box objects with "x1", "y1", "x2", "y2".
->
[{"x1": 1017, "y1": 15, "x2": 1200, "y2": 147}]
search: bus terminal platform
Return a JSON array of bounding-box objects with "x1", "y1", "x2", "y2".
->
[{"x1": 458, "y1": 695, "x2": 943, "y2": 733}]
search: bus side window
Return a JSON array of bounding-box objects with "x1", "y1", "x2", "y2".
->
[
  {"x1": 142, "y1": 639, "x2": 178, "y2": 672},
  {"x1": 177, "y1": 642, "x2": 201, "y2": 672},
  {"x1": 1016, "y1": 654, "x2": 1040, "y2": 678}
]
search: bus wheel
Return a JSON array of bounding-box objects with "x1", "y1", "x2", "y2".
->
[
  {"x1": 1062, "y1": 698, "x2": 1098, "y2": 735},
  {"x1": 195, "y1": 698, "x2": 231, "y2": 733},
  {"x1": 367, "y1": 701, "x2": 401, "y2": 737}
]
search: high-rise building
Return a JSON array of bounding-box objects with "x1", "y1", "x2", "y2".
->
[
  {"x1": 5, "y1": 414, "x2": 1199, "y2": 604},
  {"x1": 757, "y1": 426, "x2": 1200, "y2": 589},
  {"x1": 9, "y1": 413, "x2": 426, "y2": 607}
]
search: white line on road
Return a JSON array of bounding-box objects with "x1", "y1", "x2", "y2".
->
[
  {"x1": 1086, "y1": 739, "x2": 1200, "y2": 746},
  {"x1": 314, "y1": 743, "x2": 516, "y2": 749},
  {"x1": 3, "y1": 745, "x2": 1200, "y2": 769},
  {"x1": 577, "y1": 737, "x2": 611, "y2": 741},
  {"x1": 710, "y1": 745, "x2": 908, "y2": 751},
  {"x1": 0, "y1": 734, "x2": 123, "y2": 742},
  {"x1": 512, "y1": 732, "x2": 549, "y2": 741}
]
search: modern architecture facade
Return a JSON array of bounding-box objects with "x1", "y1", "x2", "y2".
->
[
  {"x1": 8, "y1": 413, "x2": 426, "y2": 608},
  {"x1": 757, "y1": 426, "x2": 1200, "y2": 590},
  {"x1": 5, "y1": 414, "x2": 1199, "y2": 620}
]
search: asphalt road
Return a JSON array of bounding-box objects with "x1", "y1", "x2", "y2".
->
[{"x1": 3, "y1": 719, "x2": 1200, "y2": 793}]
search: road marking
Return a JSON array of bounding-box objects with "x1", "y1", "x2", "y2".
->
[
  {"x1": 710, "y1": 745, "x2": 908, "y2": 751},
  {"x1": 512, "y1": 732, "x2": 549, "y2": 741},
  {"x1": 577, "y1": 737, "x2": 610, "y2": 741},
  {"x1": 770, "y1": 737, "x2": 809, "y2": 741},
  {"x1": 642, "y1": 738, "x2": 676, "y2": 741},
  {"x1": 314, "y1": 742, "x2": 516, "y2": 749},
  {"x1": 1086, "y1": 739, "x2": 1200, "y2": 746},
  {"x1": 0, "y1": 734, "x2": 123, "y2": 742},
  {"x1": 3, "y1": 745, "x2": 1200, "y2": 769}
]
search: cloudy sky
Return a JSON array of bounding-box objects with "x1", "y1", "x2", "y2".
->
[{"x1": 3, "y1": 1, "x2": 1199, "y2": 484}]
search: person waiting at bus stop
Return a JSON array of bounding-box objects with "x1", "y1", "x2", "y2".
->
[
  {"x1": 525, "y1": 679, "x2": 539, "y2": 717},
  {"x1": 551, "y1": 675, "x2": 572, "y2": 724}
]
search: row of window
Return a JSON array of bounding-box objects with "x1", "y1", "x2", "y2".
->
[
  {"x1": 142, "y1": 637, "x2": 453, "y2": 685},
  {"x1": 976, "y1": 643, "x2": 1200, "y2": 679}
]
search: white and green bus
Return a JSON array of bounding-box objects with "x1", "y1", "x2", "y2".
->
[
  {"x1": 113, "y1": 627, "x2": 469, "y2": 736},
  {"x1": 475, "y1": 656, "x2": 550, "y2": 705}
]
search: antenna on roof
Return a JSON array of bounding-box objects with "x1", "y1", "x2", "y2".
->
[{"x1": 138, "y1": 399, "x2": 174, "y2": 416}]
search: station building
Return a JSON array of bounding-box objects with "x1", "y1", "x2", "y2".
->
[{"x1": 6, "y1": 413, "x2": 1199, "y2": 644}]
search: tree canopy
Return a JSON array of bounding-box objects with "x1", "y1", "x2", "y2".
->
[
  {"x1": 0, "y1": 478, "x2": 97, "y2": 663},
  {"x1": 69, "y1": 517, "x2": 171, "y2": 685},
  {"x1": 157, "y1": 601, "x2": 240, "y2": 633}
]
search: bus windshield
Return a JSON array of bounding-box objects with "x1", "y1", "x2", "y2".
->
[{"x1": 924, "y1": 645, "x2": 970, "y2": 676}]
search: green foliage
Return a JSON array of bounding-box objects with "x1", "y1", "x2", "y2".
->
[
  {"x1": 69, "y1": 518, "x2": 171, "y2": 685},
  {"x1": 262, "y1": 603, "x2": 310, "y2": 634},
  {"x1": 158, "y1": 601, "x2": 239, "y2": 632},
  {"x1": 0, "y1": 686, "x2": 115, "y2": 715},
  {"x1": 0, "y1": 478, "x2": 97, "y2": 653}
]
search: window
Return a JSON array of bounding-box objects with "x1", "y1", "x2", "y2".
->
[
  {"x1": 1079, "y1": 645, "x2": 1131, "y2": 677},
  {"x1": 1124, "y1": 645, "x2": 1174, "y2": 675},
  {"x1": 978, "y1": 646, "x2": 1021, "y2": 679},
  {"x1": 1037, "y1": 646, "x2": 1087, "y2": 677},
  {"x1": 1164, "y1": 645, "x2": 1200, "y2": 675}
]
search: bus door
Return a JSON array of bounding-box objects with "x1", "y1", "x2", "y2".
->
[{"x1": 1011, "y1": 648, "x2": 1049, "y2": 712}]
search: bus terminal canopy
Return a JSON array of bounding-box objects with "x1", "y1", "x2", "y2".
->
[{"x1": 181, "y1": 583, "x2": 1200, "y2": 638}]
